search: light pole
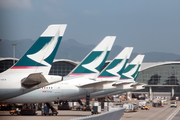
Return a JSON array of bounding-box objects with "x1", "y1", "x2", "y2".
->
[{"x1": 12, "y1": 44, "x2": 17, "y2": 65}]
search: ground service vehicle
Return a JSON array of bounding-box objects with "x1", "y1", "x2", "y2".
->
[
  {"x1": 170, "y1": 100, "x2": 177, "y2": 108},
  {"x1": 163, "y1": 99, "x2": 168, "y2": 105},
  {"x1": 152, "y1": 99, "x2": 162, "y2": 107},
  {"x1": 139, "y1": 101, "x2": 147, "y2": 108},
  {"x1": 9, "y1": 109, "x2": 20, "y2": 115},
  {"x1": 141, "y1": 105, "x2": 150, "y2": 110},
  {"x1": 123, "y1": 103, "x2": 138, "y2": 112}
]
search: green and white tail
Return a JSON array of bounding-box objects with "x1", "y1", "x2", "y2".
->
[
  {"x1": 69, "y1": 36, "x2": 116, "y2": 79},
  {"x1": 97, "y1": 47, "x2": 133, "y2": 81},
  {"x1": 120, "y1": 54, "x2": 145, "y2": 82},
  {"x1": 2, "y1": 24, "x2": 67, "y2": 75}
]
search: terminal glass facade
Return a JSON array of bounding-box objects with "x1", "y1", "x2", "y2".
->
[
  {"x1": 137, "y1": 64, "x2": 180, "y2": 85},
  {"x1": 136, "y1": 63, "x2": 180, "y2": 92},
  {"x1": 49, "y1": 61, "x2": 76, "y2": 76},
  {"x1": 49, "y1": 61, "x2": 109, "y2": 76},
  {"x1": 0, "y1": 60, "x2": 17, "y2": 73}
]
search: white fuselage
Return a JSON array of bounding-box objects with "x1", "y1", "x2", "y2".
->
[
  {"x1": 1, "y1": 76, "x2": 98, "y2": 103},
  {"x1": 1, "y1": 75, "x2": 143, "y2": 103},
  {"x1": 0, "y1": 71, "x2": 62, "y2": 102},
  {"x1": 0, "y1": 72, "x2": 36, "y2": 101},
  {"x1": 69, "y1": 82, "x2": 138, "y2": 100}
]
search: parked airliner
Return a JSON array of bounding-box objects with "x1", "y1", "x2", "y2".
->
[
  {"x1": 0, "y1": 36, "x2": 116, "y2": 103},
  {"x1": 0, "y1": 24, "x2": 67, "y2": 101}
]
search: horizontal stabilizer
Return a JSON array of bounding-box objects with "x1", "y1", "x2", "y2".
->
[
  {"x1": 130, "y1": 83, "x2": 147, "y2": 87},
  {"x1": 130, "y1": 83, "x2": 146, "y2": 90},
  {"x1": 76, "y1": 80, "x2": 112, "y2": 88},
  {"x1": 112, "y1": 81, "x2": 134, "y2": 86},
  {"x1": 21, "y1": 73, "x2": 62, "y2": 88}
]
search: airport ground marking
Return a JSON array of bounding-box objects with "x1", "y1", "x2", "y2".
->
[
  {"x1": 165, "y1": 106, "x2": 180, "y2": 120},
  {"x1": 125, "y1": 111, "x2": 140, "y2": 118},
  {"x1": 145, "y1": 105, "x2": 169, "y2": 120}
]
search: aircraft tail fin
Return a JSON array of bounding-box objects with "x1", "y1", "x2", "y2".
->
[
  {"x1": 5, "y1": 24, "x2": 67, "y2": 75},
  {"x1": 120, "y1": 54, "x2": 145, "y2": 82},
  {"x1": 97, "y1": 47, "x2": 133, "y2": 81},
  {"x1": 69, "y1": 36, "x2": 116, "y2": 79}
]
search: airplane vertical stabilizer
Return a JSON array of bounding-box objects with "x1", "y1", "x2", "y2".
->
[
  {"x1": 69, "y1": 36, "x2": 116, "y2": 79},
  {"x1": 2, "y1": 24, "x2": 67, "y2": 75},
  {"x1": 120, "y1": 54, "x2": 145, "y2": 82},
  {"x1": 97, "y1": 47, "x2": 133, "y2": 81}
]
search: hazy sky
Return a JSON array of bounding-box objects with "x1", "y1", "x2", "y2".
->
[{"x1": 0, "y1": 0, "x2": 180, "y2": 54}]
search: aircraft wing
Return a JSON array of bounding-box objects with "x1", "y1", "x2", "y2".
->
[{"x1": 21, "y1": 73, "x2": 62, "y2": 89}]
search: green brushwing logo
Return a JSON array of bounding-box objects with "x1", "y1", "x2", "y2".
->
[
  {"x1": 14, "y1": 36, "x2": 62, "y2": 67},
  {"x1": 72, "y1": 51, "x2": 110, "y2": 74}
]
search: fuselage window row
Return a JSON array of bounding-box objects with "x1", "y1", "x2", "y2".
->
[{"x1": 41, "y1": 87, "x2": 53, "y2": 89}]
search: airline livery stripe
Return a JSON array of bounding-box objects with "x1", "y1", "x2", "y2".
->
[{"x1": 10, "y1": 66, "x2": 44, "y2": 69}]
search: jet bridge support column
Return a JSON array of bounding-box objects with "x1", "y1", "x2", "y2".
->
[
  {"x1": 171, "y1": 87, "x2": 174, "y2": 98},
  {"x1": 149, "y1": 87, "x2": 152, "y2": 100},
  {"x1": 126, "y1": 92, "x2": 132, "y2": 100}
]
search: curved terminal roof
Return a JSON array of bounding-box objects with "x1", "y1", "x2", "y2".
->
[
  {"x1": 140, "y1": 61, "x2": 180, "y2": 71},
  {"x1": 53, "y1": 59, "x2": 79, "y2": 66},
  {"x1": 0, "y1": 57, "x2": 19, "y2": 61}
]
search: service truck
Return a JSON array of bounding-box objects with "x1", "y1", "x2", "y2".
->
[{"x1": 170, "y1": 100, "x2": 177, "y2": 108}]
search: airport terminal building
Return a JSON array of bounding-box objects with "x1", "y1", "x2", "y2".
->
[{"x1": 1, "y1": 58, "x2": 180, "y2": 99}]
